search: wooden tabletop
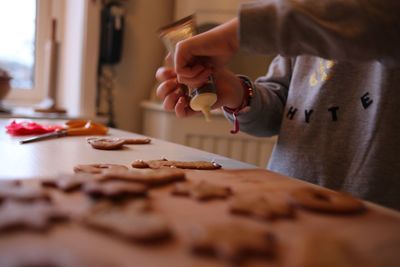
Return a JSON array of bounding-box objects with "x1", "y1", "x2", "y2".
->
[{"x1": 0, "y1": 118, "x2": 255, "y2": 179}]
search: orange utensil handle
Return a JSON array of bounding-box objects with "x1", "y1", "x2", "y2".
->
[
  {"x1": 65, "y1": 119, "x2": 88, "y2": 128},
  {"x1": 66, "y1": 120, "x2": 108, "y2": 136}
]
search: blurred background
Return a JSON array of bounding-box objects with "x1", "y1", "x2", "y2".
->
[{"x1": 0, "y1": 0, "x2": 276, "y2": 167}]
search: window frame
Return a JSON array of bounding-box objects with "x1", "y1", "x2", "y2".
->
[{"x1": 6, "y1": 0, "x2": 52, "y2": 104}]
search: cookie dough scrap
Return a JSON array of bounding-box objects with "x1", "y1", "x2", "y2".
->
[
  {"x1": 74, "y1": 163, "x2": 128, "y2": 174},
  {"x1": 0, "y1": 201, "x2": 68, "y2": 232},
  {"x1": 83, "y1": 180, "x2": 148, "y2": 201},
  {"x1": 100, "y1": 168, "x2": 186, "y2": 187},
  {"x1": 132, "y1": 158, "x2": 222, "y2": 170},
  {"x1": 87, "y1": 137, "x2": 126, "y2": 150},
  {"x1": 229, "y1": 195, "x2": 295, "y2": 221},
  {"x1": 83, "y1": 203, "x2": 172, "y2": 243},
  {"x1": 189, "y1": 223, "x2": 275, "y2": 263},
  {"x1": 290, "y1": 187, "x2": 366, "y2": 214},
  {"x1": 172, "y1": 181, "x2": 232, "y2": 201}
]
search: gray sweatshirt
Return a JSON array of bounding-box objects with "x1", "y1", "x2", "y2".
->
[{"x1": 226, "y1": 0, "x2": 400, "y2": 210}]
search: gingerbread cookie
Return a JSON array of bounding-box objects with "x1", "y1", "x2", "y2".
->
[
  {"x1": 89, "y1": 200, "x2": 153, "y2": 216},
  {"x1": 189, "y1": 223, "x2": 275, "y2": 263},
  {"x1": 100, "y1": 168, "x2": 185, "y2": 187},
  {"x1": 83, "y1": 180, "x2": 148, "y2": 201},
  {"x1": 229, "y1": 195, "x2": 294, "y2": 221},
  {"x1": 172, "y1": 181, "x2": 232, "y2": 201},
  {"x1": 74, "y1": 163, "x2": 128, "y2": 174},
  {"x1": 0, "y1": 185, "x2": 50, "y2": 203},
  {"x1": 0, "y1": 242, "x2": 115, "y2": 267},
  {"x1": 122, "y1": 137, "x2": 151, "y2": 145},
  {"x1": 90, "y1": 199, "x2": 153, "y2": 214},
  {"x1": 41, "y1": 173, "x2": 95, "y2": 192},
  {"x1": 87, "y1": 137, "x2": 126, "y2": 150},
  {"x1": 131, "y1": 158, "x2": 222, "y2": 170},
  {"x1": 290, "y1": 187, "x2": 365, "y2": 214},
  {"x1": 83, "y1": 203, "x2": 172, "y2": 243},
  {"x1": 0, "y1": 201, "x2": 68, "y2": 232},
  {"x1": 0, "y1": 180, "x2": 21, "y2": 187}
]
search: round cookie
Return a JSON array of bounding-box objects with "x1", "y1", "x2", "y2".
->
[
  {"x1": 74, "y1": 164, "x2": 128, "y2": 174},
  {"x1": 87, "y1": 137, "x2": 126, "y2": 150},
  {"x1": 290, "y1": 187, "x2": 365, "y2": 214}
]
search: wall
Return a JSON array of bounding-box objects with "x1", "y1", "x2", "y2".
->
[
  {"x1": 112, "y1": 0, "x2": 174, "y2": 132},
  {"x1": 58, "y1": 0, "x2": 100, "y2": 118}
]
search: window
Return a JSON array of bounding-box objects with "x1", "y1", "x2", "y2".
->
[{"x1": 0, "y1": 0, "x2": 52, "y2": 104}]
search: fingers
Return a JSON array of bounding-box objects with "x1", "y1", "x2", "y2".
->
[
  {"x1": 174, "y1": 40, "x2": 209, "y2": 82},
  {"x1": 163, "y1": 90, "x2": 197, "y2": 119},
  {"x1": 156, "y1": 78, "x2": 186, "y2": 112},
  {"x1": 177, "y1": 66, "x2": 212, "y2": 89},
  {"x1": 156, "y1": 66, "x2": 176, "y2": 82},
  {"x1": 156, "y1": 79, "x2": 178, "y2": 100},
  {"x1": 174, "y1": 42, "x2": 212, "y2": 88},
  {"x1": 175, "y1": 96, "x2": 196, "y2": 118},
  {"x1": 163, "y1": 88, "x2": 183, "y2": 111},
  {"x1": 155, "y1": 73, "x2": 197, "y2": 118},
  {"x1": 164, "y1": 53, "x2": 173, "y2": 66}
]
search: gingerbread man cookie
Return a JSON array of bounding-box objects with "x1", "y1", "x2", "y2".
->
[
  {"x1": 189, "y1": 223, "x2": 275, "y2": 263},
  {"x1": 83, "y1": 180, "x2": 148, "y2": 201},
  {"x1": 229, "y1": 194, "x2": 295, "y2": 221},
  {"x1": 290, "y1": 187, "x2": 365, "y2": 214},
  {"x1": 100, "y1": 168, "x2": 186, "y2": 187},
  {"x1": 172, "y1": 181, "x2": 232, "y2": 201},
  {"x1": 74, "y1": 164, "x2": 128, "y2": 174},
  {"x1": 83, "y1": 203, "x2": 172, "y2": 243},
  {"x1": 0, "y1": 201, "x2": 68, "y2": 232}
]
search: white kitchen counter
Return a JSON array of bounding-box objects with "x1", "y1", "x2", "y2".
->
[{"x1": 0, "y1": 118, "x2": 256, "y2": 179}]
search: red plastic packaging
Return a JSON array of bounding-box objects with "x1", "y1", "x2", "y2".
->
[{"x1": 5, "y1": 120, "x2": 62, "y2": 136}]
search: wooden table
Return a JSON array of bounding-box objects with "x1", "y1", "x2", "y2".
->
[{"x1": 0, "y1": 118, "x2": 399, "y2": 267}]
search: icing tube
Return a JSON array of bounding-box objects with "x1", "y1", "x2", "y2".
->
[
  {"x1": 159, "y1": 15, "x2": 217, "y2": 121},
  {"x1": 159, "y1": 15, "x2": 196, "y2": 96},
  {"x1": 189, "y1": 77, "x2": 217, "y2": 122},
  {"x1": 159, "y1": 15, "x2": 196, "y2": 55}
]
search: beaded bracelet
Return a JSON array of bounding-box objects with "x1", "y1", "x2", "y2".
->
[{"x1": 222, "y1": 75, "x2": 254, "y2": 134}]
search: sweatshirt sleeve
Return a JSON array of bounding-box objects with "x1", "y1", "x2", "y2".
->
[
  {"x1": 224, "y1": 55, "x2": 292, "y2": 137},
  {"x1": 239, "y1": 0, "x2": 400, "y2": 64}
]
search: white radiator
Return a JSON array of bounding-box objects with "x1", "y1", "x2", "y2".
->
[
  {"x1": 185, "y1": 133, "x2": 276, "y2": 168},
  {"x1": 142, "y1": 101, "x2": 277, "y2": 168}
]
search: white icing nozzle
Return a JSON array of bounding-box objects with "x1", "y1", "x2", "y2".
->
[
  {"x1": 201, "y1": 106, "x2": 212, "y2": 122},
  {"x1": 190, "y1": 92, "x2": 217, "y2": 122}
]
